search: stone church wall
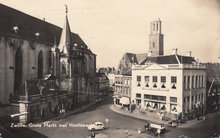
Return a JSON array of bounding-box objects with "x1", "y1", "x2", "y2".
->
[{"x1": 0, "y1": 35, "x2": 52, "y2": 104}]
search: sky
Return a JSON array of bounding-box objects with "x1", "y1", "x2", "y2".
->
[{"x1": 1, "y1": 0, "x2": 220, "y2": 68}]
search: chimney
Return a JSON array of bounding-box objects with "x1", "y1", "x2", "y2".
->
[
  {"x1": 148, "y1": 50, "x2": 152, "y2": 57},
  {"x1": 187, "y1": 51, "x2": 192, "y2": 57},
  {"x1": 172, "y1": 48, "x2": 178, "y2": 55},
  {"x1": 218, "y1": 57, "x2": 220, "y2": 64}
]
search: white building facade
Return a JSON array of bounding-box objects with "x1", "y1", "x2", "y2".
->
[{"x1": 131, "y1": 55, "x2": 206, "y2": 116}]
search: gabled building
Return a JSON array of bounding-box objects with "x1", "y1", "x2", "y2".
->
[
  {"x1": 113, "y1": 74, "x2": 132, "y2": 107},
  {"x1": 0, "y1": 4, "x2": 96, "y2": 122},
  {"x1": 96, "y1": 72, "x2": 109, "y2": 96},
  {"x1": 131, "y1": 50, "x2": 206, "y2": 119}
]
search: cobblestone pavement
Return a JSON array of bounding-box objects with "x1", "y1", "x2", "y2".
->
[{"x1": 86, "y1": 129, "x2": 153, "y2": 138}]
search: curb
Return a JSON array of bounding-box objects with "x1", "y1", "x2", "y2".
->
[
  {"x1": 178, "y1": 111, "x2": 220, "y2": 128},
  {"x1": 109, "y1": 105, "x2": 167, "y2": 125}
]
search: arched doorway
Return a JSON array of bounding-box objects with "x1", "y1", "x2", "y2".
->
[
  {"x1": 38, "y1": 51, "x2": 43, "y2": 79},
  {"x1": 14, "y1": 47, "x2": 23, "y2": 94}
]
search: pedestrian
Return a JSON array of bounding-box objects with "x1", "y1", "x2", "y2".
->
[{"x1": 91, "y1": 130, "x2": 95, "y2": 138}]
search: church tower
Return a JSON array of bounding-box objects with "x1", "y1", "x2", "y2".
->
[
  {"x1": 148, "y1": 18, "x2": 164, "y2": 56},
  {"x1": 58, "y1": 5, "x2": 73, "y2": 78}
]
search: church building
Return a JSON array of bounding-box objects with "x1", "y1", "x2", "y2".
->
[{"x1": 0, "y1": 4, "x2": 96, "y2": 122}]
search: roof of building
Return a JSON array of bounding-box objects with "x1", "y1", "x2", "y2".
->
[
  {"x1": 0, "y1": 4, "x2": 94, "y2": 54},
  {"x1": 136, "y1": 53, "x2": 148, "y2": 64},
  {"x1": 121, "y1": 52, "x2": 148, "y2": 65},
  {"x1": 118, "y1": 52, "x2": 148, "y2": 75},
  {"x1": 139, "y1": 54, "x2": 196, "y2": 65},
  {"x1": 58, "y1": 16, "x2": 73, "y2": 54}
]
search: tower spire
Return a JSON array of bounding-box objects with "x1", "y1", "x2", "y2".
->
[
  {"x1": 65, "y1": 4, "x2": 68, "y2": 16},
  {"x1": 58, "y1": 5, "x2": 73, "y2": 55}
]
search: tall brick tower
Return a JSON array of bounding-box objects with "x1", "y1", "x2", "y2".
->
[{"x1": 148, "y1": 18, "x2": 164, "y2": 56}]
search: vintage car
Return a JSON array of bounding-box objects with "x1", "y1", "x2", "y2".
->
[
  {"x1": 144, "y1": 122, "x2": 166, "y2": 134},
  {"x1": 88, "y1": 122, "x2": 106, "y2": 131}
]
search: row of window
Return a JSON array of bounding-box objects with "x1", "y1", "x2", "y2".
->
[
  {"x1": 137, "y1": 82, "x2": 177, "y2": 89},
  {"x1": 136, "y1": 93, "x2": 177, "y2": 103},
  {"x1": 137, "y1": 76, "x2": 177, "y2": 83},
  {"x1": 183, "y1": 75, "x2": 204, "y2": 90},
  {"x1": 115, "y1": 77, "x2": 123, "y2": 84},
  {"x1": 184, "y1": 94, "x2": 204, "y2": 103}
]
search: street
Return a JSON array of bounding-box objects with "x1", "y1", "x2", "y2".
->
[{"x1": 6, "y1": 95, "x2": 220, "y2": 138}]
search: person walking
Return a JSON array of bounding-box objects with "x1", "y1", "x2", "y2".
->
[{"x1": 91, "y1": 130, "x2": 95, "y2": 138}]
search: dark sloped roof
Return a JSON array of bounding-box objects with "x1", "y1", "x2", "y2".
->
[
  {"x1": 140, "y1": 55, "x2": 196, "y2": 65},
  {"x1": 176, "y1": 55, "x2": 196, "y2": 64},
  {"x1": 0, "y1": 4, "x2": 94, "y2": 54},
  {"x1": 136, "y1": 53, "x2": 148, "y2": 64},
  {"x1": 124, "y1": 53, "x2": 137, "y2": 64},
  {"x1": 121, "y1": 52, "x2": 148, "y2": 65}
]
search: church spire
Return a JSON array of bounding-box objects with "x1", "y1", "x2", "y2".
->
[
  {"x1": 65, "y1": 4, "x2": 68, "y2": 17},
  {"x1": 58, "y1": 5, "x2": 73, "y2": 55}
]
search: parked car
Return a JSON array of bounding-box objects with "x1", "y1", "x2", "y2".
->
[
  {"x1": 144, "y1": 122, "x2": 166, "y2": 134},
  {"x1": 88, "y1": 122, "x2": 106, "y2": 131}
]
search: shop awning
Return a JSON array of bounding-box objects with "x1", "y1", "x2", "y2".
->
[{"x1": 120, "y1": 97, "x2": 130, "y2": 105}]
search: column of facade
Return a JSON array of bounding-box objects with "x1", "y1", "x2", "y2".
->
[
  {"x1": 6, "y1": 42, "x2": 14, "y2": 104},
  {"x1": 141, "y1": 92, "x2": 144, "y2": 108},
  {"x1": 189, "y1": 73, "x2": 192, "y2": 111},
  {"x1": 0, "y1": 37, "x2": 6, "y2": 104}
]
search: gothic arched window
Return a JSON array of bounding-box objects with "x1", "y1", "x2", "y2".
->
[
  {"x1": 38, "y1": 51, "x2": 43, "y2": 79},
  {"x1": 14, "y1": 47, "x2": 23, "y2": 93},
  {"x1": 61, "y1": 61, "x2": 66, "y2": 74}
]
